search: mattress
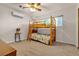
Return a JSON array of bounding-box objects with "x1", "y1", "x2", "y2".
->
[{"x1": 31, "y1": 33, "x2": 50, "y2": 44}]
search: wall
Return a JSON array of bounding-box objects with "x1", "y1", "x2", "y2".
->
[
  {"x1": 62, "y1": 5, "x2": 76, "y2": 45},
  {"x1": 37, "y1": 4, "x2": 77, "y2": 46},
  {"x1": 76, "y1": 4, "x2": 79, "y2": 47},
  {"x1": 0, "y1": 5, "x2": 30, "y2": 43}
]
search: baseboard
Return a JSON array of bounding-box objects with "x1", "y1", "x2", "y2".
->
[
  {"x1": 0, "y1": 39, "x2": 27, "y2": 44},
  {"x1": 56, "y1": 41, "x2": 76, "y2": 47}
]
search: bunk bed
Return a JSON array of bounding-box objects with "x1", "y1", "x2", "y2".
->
[{"x1": 27, "y1": 16, "x2": 56, "y2": 46}]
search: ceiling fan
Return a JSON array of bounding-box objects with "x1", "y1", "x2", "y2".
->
[{"x1": 19, "y1": 3, "x2": 41, "y2": 11}]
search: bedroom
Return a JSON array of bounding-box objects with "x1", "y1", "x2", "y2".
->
[{"x1": 0, "y1": 3, "x2": 79, "y2": 56}]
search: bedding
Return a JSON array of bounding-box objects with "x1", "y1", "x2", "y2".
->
[{"x1": 31, "y1": 33, "x2": 50, "y2": 44}]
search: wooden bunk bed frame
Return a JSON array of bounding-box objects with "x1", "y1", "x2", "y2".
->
[{"x1": 28, "y1": 16, "x2": 56, "y2": 46}]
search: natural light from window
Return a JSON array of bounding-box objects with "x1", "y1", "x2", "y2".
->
[{"x1": 55, "y1": 16, "x2": 63, "y2": 26}]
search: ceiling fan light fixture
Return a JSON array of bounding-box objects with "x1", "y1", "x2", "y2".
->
[{"x1": 30, "y1": 8, "x2": 36, "y2": 12}]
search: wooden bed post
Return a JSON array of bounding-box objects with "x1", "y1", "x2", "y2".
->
[
  {"x1": 29, "y1": 25, "x2": 32, "y2": 41},
  {"x1": 28, "y1": 20, "x2": 32, "y2": 41},
  {"x1": 49, "y1": 16, "x2": 53, "y2": 46}
]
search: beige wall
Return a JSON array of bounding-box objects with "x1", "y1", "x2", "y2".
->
[
  {"x1": 76, "y1": 4, "x2": 79, "y2": 47},
  {"x1": 0, "y1": 5, "x2": 30, "y2": 43}
]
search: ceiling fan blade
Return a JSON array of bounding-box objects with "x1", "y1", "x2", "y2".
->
[
  {"x1": 19, "y1": 5, "x2": 22, "y2": 8},
  {"x1": 35, "y1": 8, "x2": 41, "y2": 11},
  {"x1": 23, "y1": 7, "x2": 29, "y2": 9}
]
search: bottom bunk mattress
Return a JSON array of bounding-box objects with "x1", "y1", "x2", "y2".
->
[{"x1": 31, "y1": 33, "x2": 50, "y2": 44}]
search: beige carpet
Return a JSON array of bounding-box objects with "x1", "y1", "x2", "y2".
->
[{"x1": 10, "y1": 40, "x2": 79, "y2": 56}]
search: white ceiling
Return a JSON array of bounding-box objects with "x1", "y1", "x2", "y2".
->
[{"x1": 0, "y1": 3, "x2": 77, "y2": 18}]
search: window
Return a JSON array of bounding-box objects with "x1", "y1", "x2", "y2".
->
[
  {"x1": 55, "y1": 16, "x2": 63, "y2": 26},
  {"x1": 42, "y1": 16, "x2": 63, "y2": 26}
]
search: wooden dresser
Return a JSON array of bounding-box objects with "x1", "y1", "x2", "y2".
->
[{"x1": 0, "y1": 40, "x2": 16, "y2": 56}]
